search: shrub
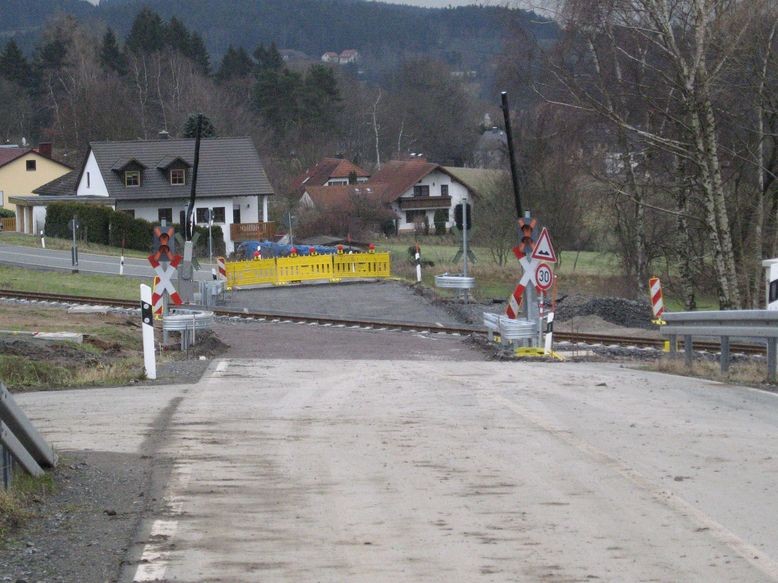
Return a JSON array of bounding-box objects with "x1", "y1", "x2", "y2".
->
[
  {"x1": 0, "y1": 208, "x2": 14, "y2": 218},
  {"x1": 433, "y1": 209, "x2": 448, "y2": 235}
]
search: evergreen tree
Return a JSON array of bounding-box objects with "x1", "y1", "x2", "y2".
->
[
  {"x1": 216, "y1": 46, "x2": 253, "y2": 82},
  {"x1": 100, "y1": 28, "x2": 127, "y2": 75},
  {"x1": 253, "y1": 67, "x2": 302, "y2": 138},
  {"x1": 187, "y1": 32, "x2": 210, "y2": 75},
  {"x1": 303, "y1": 64, "x2": 341, "y2": 129},
  {"x1": 182, "y1": 113, "x2": 216, "y2": 138},
  {"x1": 253, "y1": 42, "x2": 283, "y2": 74},
  {"x1": 166, "y1": 17, "x2": 191, "y2": 55},
  {"x1": 0, "y1": 40, "x2": 33, "y2": 88},
  {"x1": 125, "y1": 8, "x2": 167, "y2": 54}
]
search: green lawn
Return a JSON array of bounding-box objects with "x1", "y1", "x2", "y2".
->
[
  {"x1": 0, "y1": 264, "x2": 139, "y2": 300},
  {"x1": 0, "y1": 231, "x2": 148, "y2": 258},
  {"x1": 378, "y1": 235, "x2": 621, "y2": 300}
]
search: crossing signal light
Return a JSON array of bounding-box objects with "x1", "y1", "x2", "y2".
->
[{"x1": 454, "y1": 203, "x2": 472, "y2": 231}]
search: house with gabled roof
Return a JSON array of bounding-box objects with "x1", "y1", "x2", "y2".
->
[
  {"x1": 291, "y1": 157, "x2": 370, "y2": 194},
  {"x1": 366, "y1": 159, "x2": 476, "y2": 233},
  {"x1": 0, "y1": 143, "x2": 72, "y2": 228},
  {"x1": 13, "y1": 136, "x2": 275, "y2": 252}
]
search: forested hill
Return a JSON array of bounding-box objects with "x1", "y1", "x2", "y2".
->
[{"x1": 1, "y1": 0, "x2": 555, "y2": 68}]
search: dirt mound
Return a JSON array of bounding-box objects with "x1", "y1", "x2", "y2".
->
[{"x1": 555, "y1": 294, "x2": 654, "y2": 329}]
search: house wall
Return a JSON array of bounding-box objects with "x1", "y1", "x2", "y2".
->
[
  {"x1": 392, "y1": 170, "x2": 472, "y2": 233},
  {"x1": 76, "y1": 151, "x2": 109, "y2": 197},
  {"x1": 0, "y1": 153, "x2": 71, "y2": 213},
  {"x1": 116, "y1": 195, "x2": 259, "y2": 253}
]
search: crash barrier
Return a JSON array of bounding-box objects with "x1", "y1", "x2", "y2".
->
[
  {"x1": 660, "y1": 310, "x2": 778, "y2": 381},
  {"x1": 483, "y1": 312, "x2": 538, "y2": 346},
  {"x1": 197, "y1": 280, "x2": 226, "y2": 307},
  {"x1": 0, "y1": 382, "x2": 57, "y2": 489},
  {"x1": 226, "y1": 252, "x2": 391, "y2": 289},
  {"x1": 435, "y1": 274, "x2": 476, "y2": 289},
  {"x1": 162, "y1": 308, "x2": 215, "y2": 350}
]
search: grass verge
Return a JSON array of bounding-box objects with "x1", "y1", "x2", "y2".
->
[
  {"x1": 647, "y1": 357, "x2": 773, "y2": 388},
  {"x1": 0, "y1": 264, "x2": 139, "y2": 300},
  {"x1": 0, "y1": 354, "x2": 144, "y2": 391},
  {"x1": 0, "y1": 472, "x2": 55, "y2": 541},
  {"x1": 0, "y1": 231, "x2": 147, "y2": 258}
]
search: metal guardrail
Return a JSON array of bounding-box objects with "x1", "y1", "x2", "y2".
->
[
  {"x1": 162, "y1": 308, "x2": 215, "y2": 350},
  {"x1": 660, "y1": 310, "x2": 778, "y2": 380},
  {"x1": 483, "y1": 312, "x2": 537, "y2": 345},
  {"x1": 0, "y1": 382, "x2": 57, "y2": 489},
  {"x1": 435, "y1": 274, "x2": 476, "y2": 289}
]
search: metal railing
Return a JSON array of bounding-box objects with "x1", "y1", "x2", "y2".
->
[
  {"x1": 162, "y1": 308, "x2": 215, "y2": 350},
  {"x1": 660, "y1": 310, "x2": 778, "y2": 381},
  {"x1": 0, "y1": 382, "x2": 57, "y2": 489}
]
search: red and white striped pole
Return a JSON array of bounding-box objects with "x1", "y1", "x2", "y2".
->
[
  {"x1": 415, "y1": 244, "x2": 422, "y2": 284},
  {"x1": 649, "y1": 276, "x2": 665, "y2": 323},
  {"x1": 216, "y1": 257, "x2": 227, "y2": 281}
]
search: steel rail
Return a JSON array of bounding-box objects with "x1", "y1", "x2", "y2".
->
[{"x1": 0, "y1": 289, "x2": 767, "y2": 355}]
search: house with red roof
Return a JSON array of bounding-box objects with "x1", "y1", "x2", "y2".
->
[
  {"x1": 366, "y1": 159, "x2": 476, "y2": 233},
  {"x1": 291, "y1": 157, "x2": 370, "y2": 194},
  {"x1": 299, "y1": 158, "x2": 480, "y2": 234}
]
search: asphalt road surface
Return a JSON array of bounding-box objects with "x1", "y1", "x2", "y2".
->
[
  {"x1": 0, "y1": 242, "x2": 214, "y2": 281},
  {"x1": 16, "y1": 329, "x2": 778, "y2": 582}
]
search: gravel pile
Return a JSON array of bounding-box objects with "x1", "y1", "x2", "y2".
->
[{"x1": 555, "y1": 294, "x2": 654, "y2": 329}]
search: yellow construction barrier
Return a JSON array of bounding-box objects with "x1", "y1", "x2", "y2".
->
[
  {"x1": 333, "y1": 252, "x2": 391, "y2": 279},
  {"x1": 226, "y1": 258, "x2": 277, "y2": 289},
  {"x1": 276, "y1": 254, "x2": 334, "y2": 284},
  {"x1": 225, "y1": 252, "x2": 391, "y2": 289}
]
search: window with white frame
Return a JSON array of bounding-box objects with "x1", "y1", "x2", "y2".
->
[
  {"x1": 170, "y1": 169, "x2": 186, "y2": 185},
  {"x1": 125, "y1": 170, "x2": 140, "y2": 187}
]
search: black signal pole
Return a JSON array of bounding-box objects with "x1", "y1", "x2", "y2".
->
[
  {"x1": 501, "y1": 91, "x2": 523, "y2": 220},
  {"x1": 185, "y1": 114, "x2": 203, "y2": 241}
]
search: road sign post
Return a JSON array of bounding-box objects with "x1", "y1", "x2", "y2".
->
[
  {"x1": 140, "y1": 284, "x2": 157, "y2": 380},
  {"x1": 69, "y1": 217, "x2": 79, "y2": 272}
]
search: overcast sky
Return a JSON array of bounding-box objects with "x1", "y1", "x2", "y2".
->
[{"x1": 87, "y1": 0, "x2": 556, "y2": 13}]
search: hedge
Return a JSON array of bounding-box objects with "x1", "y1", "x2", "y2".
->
[{"x1": 44, "y1": 203, "x2": 225, "y2": 256}]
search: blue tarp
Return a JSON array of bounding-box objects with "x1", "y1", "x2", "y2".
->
[{"x1": 236, "y1": 240, "x2": 345, "y2": 259}]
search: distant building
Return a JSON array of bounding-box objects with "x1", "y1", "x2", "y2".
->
[
  {"x1": 321, "y1": 49, "x2": 360, "y2": 65},
  {"x1": 473, "y1": 127, "x2": 507, "y2": 169},
  {"x1": 290, "y1": 157, "x2": 370, "y2": 194},
  {"x1": 0, "y1": 143, "x2": 71, "y2": 221},
  {"x1": 13, "y1": 136, "x2": 275, "y2": 252},
  {"x1": 339, "y1": 49, "x2": 359, "y2": 64}
]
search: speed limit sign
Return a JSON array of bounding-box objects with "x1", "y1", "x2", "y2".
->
[{"x1": 535, "y1": 262, "x2": 553, "y2": 291}]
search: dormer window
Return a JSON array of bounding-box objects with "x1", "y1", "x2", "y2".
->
[
  {"x1": 125, "y1": 170, "x2": 140, "y2": 187},
  {"x1": 170, "y1": 169, "x2": 186, "y2": 185}
]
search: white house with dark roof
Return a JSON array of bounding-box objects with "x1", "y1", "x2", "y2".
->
[{"x1": 13, "y1": 136, "x2": 275, "y2": 253}]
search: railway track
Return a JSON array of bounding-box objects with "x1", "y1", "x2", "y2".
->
[{"x1": 0, "y1": 289, "x2": 767, "y2": 356}]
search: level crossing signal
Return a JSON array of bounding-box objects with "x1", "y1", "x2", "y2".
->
[{"x1": 454, "y1": 203, "x2": 472, "y2": 230}]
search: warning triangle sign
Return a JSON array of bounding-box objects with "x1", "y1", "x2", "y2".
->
[{"x1": 531, "y1": 227, "x2": 557, "y2": 263}]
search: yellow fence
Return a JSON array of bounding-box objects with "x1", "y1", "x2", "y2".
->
[
  {"x1": 0, "y1": 217, "x2": 15, "y2": 231},
  {"x1": 225, "y1": 252, "x2": 391, "y2": 289}
]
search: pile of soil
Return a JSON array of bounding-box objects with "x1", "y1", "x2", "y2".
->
[
  {"x1": 555, "y1": 294, "x2": 655, "y2": 329},
  {"x1": 0, "y1": 338, "x2": 117, "y2": 368}
]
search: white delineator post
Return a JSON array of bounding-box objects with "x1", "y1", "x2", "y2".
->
[
  {"x1": 40, "y1": 230, "x2": 45, "y2": 249},
  {"x1": 140, "y1": 284, "x2": 157, "y2": 380},
  {"x1": 415, "y1": 244, "x2": 422, "y2": 284},
  {"x1": 544, "y1": 311, "x2": 554, "y2": 354}
]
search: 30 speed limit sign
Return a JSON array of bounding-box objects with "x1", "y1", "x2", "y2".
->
[{"x1": 535, "y1": 262, "x2": 553, "y2": 291}]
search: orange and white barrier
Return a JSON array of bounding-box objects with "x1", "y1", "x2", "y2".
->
[
  {"x1": 216, "y1": 257, "x2": 227, "y2": 281},
  {"x1": 649, "y1": 276, "x2": 665, "y2": 321}
]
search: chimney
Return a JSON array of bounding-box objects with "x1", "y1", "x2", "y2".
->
[
  {"x1": 158, "y1": 130, "x2": 170, "y2": 140},
  {"x1": 37, "y1": 142, "x2": 52, "y2": 158}
]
